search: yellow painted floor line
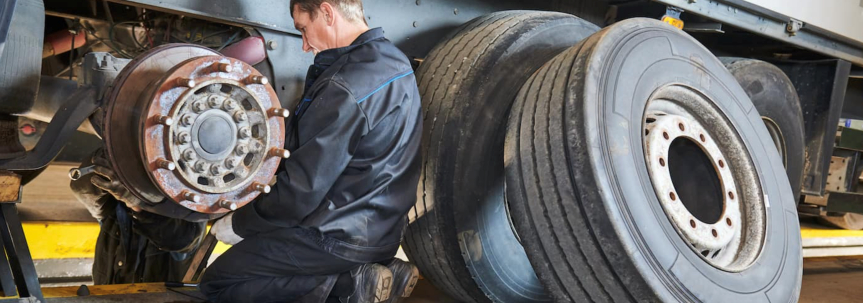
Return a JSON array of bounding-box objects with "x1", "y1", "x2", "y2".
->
[
  {"x1": 801, "y1": 223, "x2": 863, "y2": 239},
  {"x1": 21, "y1": 221, "x2": 232, "y2": 260}
]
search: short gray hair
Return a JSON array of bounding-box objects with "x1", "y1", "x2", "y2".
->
[{"x1": 290, "y1": 0, "x2": 366, "y2": 24}]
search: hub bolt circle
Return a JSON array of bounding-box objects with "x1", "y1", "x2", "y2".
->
[
  {"x1": 238, "y1": 127, "x2": 251, "y2": 139},
  {"x1": 225, "y1": 158, "x2": 238, "y2": 169},
  {"x1": 224, "y1": 100, "x2": 237, "y2": 111},
  {"x1": 180, "y1": 115, "x2": 194, "y2": 126},
  {"x1": 193, "y1": 101, "x2": 207, "y2": 113},
  {"x1": 183, "y1": 149, "x2": 197, "y2": 161},
  {"x1": 234, "y1": 111, "x2": 248, "y2": 122},
  {"x1": 177, "y1": 133, "x2": 191, "y2": 144},
  {"x1": 235, "y1": 145, "x2": 249, "y2": 156},
  {"x1": 208, "y1": 96, "x2": 222, "y2": 108},
  {"x1": 194, "y1": 161, "x2": 209, "y2": 173}
]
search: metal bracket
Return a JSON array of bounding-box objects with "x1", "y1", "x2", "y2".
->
[{"x1": 786, "y1": 18, "x2": 803, "y2": 36}]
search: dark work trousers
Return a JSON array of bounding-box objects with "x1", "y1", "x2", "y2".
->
[{"x1": 199, "y1": 227, "x2": 362, "y2": 302}]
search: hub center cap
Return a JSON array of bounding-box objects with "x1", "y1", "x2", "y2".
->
[{"x1": 193, "y1": 110, "x2": 236, "y2": 158}]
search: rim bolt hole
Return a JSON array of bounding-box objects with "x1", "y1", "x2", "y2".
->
[
  {"x1": 728, "y1": 191, "x2": 734, "y2": 199},
  {"x1": 699, "y1": 134, "x2": 706, "y2": 142},
  {"x1": 669, "y1": 192, "x2": 676, "y2": 201},
  {"x1": 663, "y1": 132, "x2": 669, "y2": 140},
  {"x1": 678, "y1": 123, "x2": 685, "y2": 131},
  {"x1": 689, "y1": 219, "x2": 696, "y2": 228},
  {"x1": 718, "y1": 159, "x2": 725, "y2": 168},
  {"x1": 659, "y1": 157, "x2": 666, "y2": 167},
  {"x1": 726, "y1": 218, "x2": 732, "y2": 226},
  {"x1": 711, "y1": 229, "x2": 718, "y2": 237}
]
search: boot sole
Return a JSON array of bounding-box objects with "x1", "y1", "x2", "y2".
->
[
  {"x1": 401, "y1": 266, "x2": 420, "y2": 298},
  {"x1": 375, "y1": 268, "x2": 394, "y2": 302}
]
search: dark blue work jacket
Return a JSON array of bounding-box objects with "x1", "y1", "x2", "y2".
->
[{"x1": 232, "y1": 28, "x2": 422, "y2": 262}]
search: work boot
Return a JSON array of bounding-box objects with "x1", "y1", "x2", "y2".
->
[
  {"x1": 384, "y1": 259, "x2": 420, "y2": 303},
  {"x1": 346, "y1": 263, "x2": 393, "y2": 303}
]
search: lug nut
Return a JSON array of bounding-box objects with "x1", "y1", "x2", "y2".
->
[
  {"x1": 235, "y1": 145, "x2": 249, "y2": 155},
  {"x1": 268, "y1": 108, "x2": 290, "y2": 118},
  {"x1": 216, "y1": 62, "x2": 232, "y2": 73},
  {"x1": 154, "y1": 115, "x2": 174, "y2": 126},
  {"x1": 176, "y1": 78, "x2": 196, "y2": 88},
  {"x1": 194, "y1": 161, "x2": 208, "y2": 173},
  {"x1": 246, "y1": 75, "x2": 268, "y2": 85},
  {"x1": 182, "y1": 191, "x2": 201, "y2": 203},
  {"x1": 224, "y1": 100, "x2": 238, "y2": 111},
  {"x1": 176, "y1": 132, "x2": 191, "y2": 144},
  {"x1": 208, "y1": 96, "x2": 222, "y2": 108},
  {"x1": 155, "y1": 158, "x2": 176, "y2": 171},
  {"x1": 238, "y1": 127, "x2": 251, "y2": 139},
  {"x1": 269, "y1": 148, "x2": 291, "y2": 159},
  {"x1": 234, "y1": 111, "x2": 248, "y2": 123},
  {"x1": 252, "y1": 182, "x2": 271, "y2": 194},
  {"x1": 180, "y1": 115, "x2": 194, "y2": 126},
  {"x1": 210, "y1": 164, "x2": 222, "y2": 175},
  {"x1": 225, "y1": 158, "x2": 238, "y2": 169},
  {"x1": 183, "y1": 149, "x2": 198, "y2": 161},
  {"x1": 218, "y1": 199, "x2": 237, "y2": 211},
  {"x1": 193, "y1": 101, "x2": 207, "y2": 113}
]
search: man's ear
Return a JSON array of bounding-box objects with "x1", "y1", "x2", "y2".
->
[{"x1": 319, "y1": 2, "x2": 336, "y2": 26}]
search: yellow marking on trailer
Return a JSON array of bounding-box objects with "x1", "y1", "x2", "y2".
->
[{"x1": 661, "y1": 16, "x2": 684, "y2": 30}]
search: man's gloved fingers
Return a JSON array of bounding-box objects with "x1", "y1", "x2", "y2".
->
[
  {"x1": 91, "y1": 166, "x2": 116, "y2": 181},
  {"x1": 90, "y1": 175, "x2": 116, "y2": 195},
  {"x1": 91, "y1": 149, "x2": 112, "y2": 168}
]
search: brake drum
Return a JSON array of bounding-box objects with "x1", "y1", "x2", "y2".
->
[{"x1": 103, "y1": 44, "x2": 289, "y2": 214}]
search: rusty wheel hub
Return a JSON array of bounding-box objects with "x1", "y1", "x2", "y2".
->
[{"x1": 104, "y1": 44, "x2": 288, "y2": 214}]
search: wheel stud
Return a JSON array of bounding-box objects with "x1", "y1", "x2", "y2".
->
[
  {"x1": 252, "y1": 182, "x2": 271, "y2": 194},
  {"x1": 155, "y1": 158, "x2": 175, "y2": 171},
  {"x1": 154, "y1": 115, "x2": 173, "y2": 126},
  {"x1": 182, "y1": 191, "x2": 201, "y2": 203},
  {"x1": 208, "y1": 96, "x2": 222, "y2": 108},
  {"x1": 194, "y1": 161, "x2": 208, "y2": 173},
  {"x1": 218, "y1": 199, "x2": 237, "y2": 211},
  {"x1": 216, "y1": 62, "x2": 232, "y2": 73},
  {"x1": 246, "y1": 75, "x2": 268, "y2": 85},
  {"x1": 268, "y1": 108, "x2": 290, "y2": 118},
  {"x1": 192, "y1": 101, "x2": 207, "y2": 113},
  {"x1": 269, "y1": 147, "x2": 290, "y2": 159},
  {"x1": 176, "y1": 78, "x2": 196, "y2": 88}
]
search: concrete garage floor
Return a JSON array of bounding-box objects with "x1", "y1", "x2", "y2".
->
[{"x1": 14, "y1": 165, "x2": 863, "y2": 302}]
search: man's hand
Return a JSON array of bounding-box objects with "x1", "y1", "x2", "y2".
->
[
  {"x1": 211, "y1": 213, "x2": 243, "y2": 245},
  {"x1": 87, "y1": 150, "x2": 147, "y2": 212}
]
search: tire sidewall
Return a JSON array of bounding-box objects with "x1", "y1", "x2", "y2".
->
[{"x1": 575, "y1": 20, "x2": 801, "y2": 301}]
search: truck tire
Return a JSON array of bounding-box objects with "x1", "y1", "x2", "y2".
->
[
  {"x1": 721, "y1": 58, "x2": 805, "y2": 199},
  {"x1": 505, "y1": 18, "x2": 802, "y2": 302},
  {"x1": 402, "y1": 11, "x2": 598, "y2": 302}
]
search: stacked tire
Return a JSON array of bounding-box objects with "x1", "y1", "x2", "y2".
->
[{"x1": 404, "y1": 12, "x2": 803, "y2": 303}]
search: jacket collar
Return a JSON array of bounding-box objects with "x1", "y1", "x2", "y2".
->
[{"x1": 313, "y1": 27, "x2": 384, "y2": 68}]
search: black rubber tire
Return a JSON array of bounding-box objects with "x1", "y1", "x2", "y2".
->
[
  {"x1": 721, "y1": 58, "x2": 805, "y2": 199},
  {"x1": 0, "y1": 0, "x2": 43, "y2": 114},
  {"x1": 505, "y1": 18, "x2": 802, "y2": 302},
  {"x1": 402, "y1": 11, "x2": 598, "y2": 302}
]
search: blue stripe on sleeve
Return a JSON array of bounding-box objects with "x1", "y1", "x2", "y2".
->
[{"x1": 356, "y1": 70, "x2": 414, "y2": 104}]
